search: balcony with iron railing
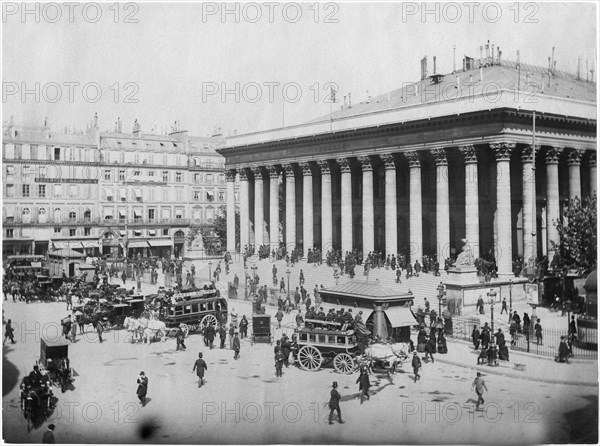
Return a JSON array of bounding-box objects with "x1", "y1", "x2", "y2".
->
[{"x1": 2, "y1": 217, "x2": 191, "y2": 227}]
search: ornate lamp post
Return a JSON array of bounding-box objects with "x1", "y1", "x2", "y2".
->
[
  {"x1": 436, "y1": 282, "x2": 446, "y2": 315},
  {"x1": 487, "y1": 288, "x2": 497, "y2": 335},
  {"x1": 286, "y1": 268, "x2": 291, "y2": 298}
]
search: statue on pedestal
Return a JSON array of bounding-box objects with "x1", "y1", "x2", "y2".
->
[{"x1": 454, "y1": 239, "x2": 474, "y2": 268}]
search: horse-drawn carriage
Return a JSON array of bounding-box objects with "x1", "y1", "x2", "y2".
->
[
  {"x1": 250, "y1": 313, "x2": 273, "y2": 345},
  {"x1": 293, "y1": 317, "x2": 412, "y2": 376},
  {"x1": 293, "y1": 320, "x2": 359, "y2": 373},
  {"x1": 39, "y1": 337, "x2": 73, "y2": 393},
  {"x1": 20, "y1": 369, "x2": 54, "y2": 430}
]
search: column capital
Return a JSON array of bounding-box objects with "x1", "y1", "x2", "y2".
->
[
  {"x1": 405, "y1": 150, "x2": 421, "y2": 168},
  {"x1": 588, "y1": 150, "x2": 597, "y2": 168},
  {"x1": 337, "y1": 158, "x2": 352, "y2": 173},
  {"x1": 490, "y1": 142, "x2": 515, "y2": 161},
  {"x1": 459, "y1": 145, "x2": 478, "y2": 163},
  {"x1": 283, "y1": 163, "x2": 296, "y2": 176},
  {"x1": 300, "y1": 161, "x2": 313, "y2": 176},
  {"x1": 521, "y1": 145, "x2": 540, "y2": 163},
  {"x1": 225, "y1": 169, "x2": 237, "y2": 181},
  {"x1": 430, "y1": 148, "x2": 448, "y2": 166},
  {"x1": 380, "y1": 153, "x2": 397, "y2": 169},
  {"x1": 251, "y1": 165, "x2": 265, "y2": 179},
  {"x1": 358, "y1": 155, "x2": 373, "y2": 171},
  {"x1": 266, "y1": 165, "x2": 280, "y2": 179},
  {"x1": 317, "y1": 160, "x2": 331, "y2": 175},
  {"x1": 545, "y1": 146, "x2": 564, "y2": 165},
  {"x1": 567, "y1": 148, "x2": 585, "y2": 166},
  {"x1": 238, "y1": 168, "x2": 249, "y2": 181}
]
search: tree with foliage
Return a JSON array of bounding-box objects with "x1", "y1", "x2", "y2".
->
[
  {"x1": 552, "y1": 194, "x2": 597, "y2": 273},
  {"x1": 213, "y1": 205, "x2": 240, "y2": 251}
]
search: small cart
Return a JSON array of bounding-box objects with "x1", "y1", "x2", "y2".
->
[
  {"x1": 251, "y1": 313, "x2": 273, "y2": 345},
  {"x1": 39, "y1": 337, "x2": 73, "y2": 392}
]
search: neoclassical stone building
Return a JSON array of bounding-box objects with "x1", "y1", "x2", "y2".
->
[{"x1": 219, "y1": 58, "x2": 596, "y2": 277}]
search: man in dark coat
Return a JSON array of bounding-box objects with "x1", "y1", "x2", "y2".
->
[
  {"x1": 281, "y1": 335, "x2": 292, "y2": 367},
  {"x1": 176, "y1": 326, "x2": 186, "y2": 351},
  {"x1": 411, "y1": 352, "x2": 421, "y2": 382},
  {"x1": 42, "y1": 424, "x2": 55, "y2": 443},
  {"x1": 480, "y1": 323, "x2": 490, "y2": 349},
  {"x1": 136, "y1": 371, "x2": 148, "y2": 406},
  {"x1": 424, "y1": 336, "x2": 436, "y2": 363},
  {"x1": 275, "y1": 350, "x2": 285, "y2": 377},
  {"x1": 557, "y1": 336, "x2": 570, "y2": 363},
  {"x1": 192, "y1": 353, "x2": 208, "y2": 387},
  {"x1": 3, "y1": 319, "x2": 15, "y2": 345},
  {"x1": 232, "y1": 332, "x2": 241, "y2": 359},
  {"x1": 204, "y1": 324, "x2": 216, "y2": 349},
  {"x1": 239, "y1": 316, "x2": 249, "y2": 339},
  {"x1": 356, "y1": 367, "x2": 371, "y2": 404},
  {"x1": 328, "y1": 381, "x2": 344, "y2": 425},
  {"x1": 218, "y1": 324, "x2": 226, "y2": 349},
  {"x1": 417, "y1": 326, "x2": 427, "y2": 352}
]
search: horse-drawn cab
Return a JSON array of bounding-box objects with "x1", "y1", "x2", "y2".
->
[
  {"x1": 293, "y1": 319, "x2": 359, "y2": 374},
  {"x1": 39, "y1": 337, "x2": 73, "y2": 392}
]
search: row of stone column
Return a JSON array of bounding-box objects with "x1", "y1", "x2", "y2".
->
[{"x1": 226, "y1": 145, "x2": 595, "y2": 277}]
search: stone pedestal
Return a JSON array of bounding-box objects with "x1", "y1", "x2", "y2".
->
[
  {"x1": 184, "y1": 248, "x2": 206, "y2": 261},
  {"x1": 446, "y1": 266, "x2": 479, "y2": 284}
]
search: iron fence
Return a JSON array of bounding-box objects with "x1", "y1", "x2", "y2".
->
[{"x1": 447, "y1": 316, "x2": 597, "y2": 360}]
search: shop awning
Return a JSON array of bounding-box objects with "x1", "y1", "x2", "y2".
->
[
  {"x1": 105, "y1": 188, "x2": 113, "y2": 198},
  {"x1": 119, "y1": 230, "x2": 126, "y2": 237},
  {"x1": 52, "y1": 241, "x2": 73, "y2": 250},
  {"x1": 384, "y1": 306, "x2": 417, "y2": 327},
  {"x1": 103, "y1": 208, "x2": 113, "y2": 217},
  {"x1": 134, "y1": 189, "x2": 142, "y2": 198},
  {"x1": 133, "y1": 210, "x2": 141, "y2": 218},
  {"x1": 148, "y1": 229, "x2": 156, "y2": 236},
  {"x1": 80, "y1": 241, "x2": 99, "y2": 249},
  {"x1": 4, "y1": 207, "x2": 14, "y2": 218},
  {"x1": 147, "y1": 239, "x2": 172, "y2": 247},
  {"x1": 128, "y1": 241, "x2": 147, "y2": 248},
  {"x1": 366, "y1": 306, "x2": 416, "y2": 328},
  {"x1": 120, "y1": 189, "x2": 127, "y2": 199}
]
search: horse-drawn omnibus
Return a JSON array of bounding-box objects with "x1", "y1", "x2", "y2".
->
[
  {"x1": 158, "y1": 288, "x2": 228, "y2": 333},
  {"x1": 293, "y1": 320, "x2": 359, "y2": 374}
]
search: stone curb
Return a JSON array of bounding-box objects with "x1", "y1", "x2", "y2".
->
[{"x1": 432, "y1": 356, "x2": 598, "y2": 387}]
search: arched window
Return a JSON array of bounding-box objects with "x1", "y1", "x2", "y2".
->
[
  {"x1": 54, "y1": 208, "x2": 62, "y2": 221},
  {"x1": 84, "y1": 209, "x2": 91, "y2": 220},
  {"x1": 22, "y1": 207, "x2": 31, "y2": 223},
  {"x1": 69, "y1": 211, "x2": 77, "y2": 220},
  {"x1": 38, "y1": 207, "x2": 47, "y2": 223}
]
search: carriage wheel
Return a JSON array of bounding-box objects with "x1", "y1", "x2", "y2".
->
[
  {"x1": 200, "y1": 315, "x2": 217, "y2": 329},
  {"x1": 189, "y1": 324, "x2": 199, "y2": 333},
  {"x1": 180, "y1": 324, "x2": 190, "y2": 338},
  {"x1": 298, "y1": 346, "x2": 323, "y2": 371},
  {"x1": 333, "y1": 353, "x2": 356, "y2": 374}
]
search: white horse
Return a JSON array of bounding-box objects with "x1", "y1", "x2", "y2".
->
[
  {"x1": 123, "y1": 316, "x2": 144, "y2": 343},
  {"x1": 361, "y1": 342, "x2": 411, "y2": 376},
  {"x1": 138, "y1": 318, "x2": 167, "y2": 343}
]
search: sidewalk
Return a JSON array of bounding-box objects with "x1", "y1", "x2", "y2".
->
[{"x1": 434, "y1": 338, "x2": 598, "y2": 387}]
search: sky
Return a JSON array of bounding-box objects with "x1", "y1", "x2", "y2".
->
[{"x1": 2, "y1": 1, "x2": 597, "y2": 137}]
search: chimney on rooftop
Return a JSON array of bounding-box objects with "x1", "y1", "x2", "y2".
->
[
  {"x1": 498, "y1": 49, "x2": 502, "y2": 65},
  {"x1": 553, "y1": 60, "x2": 557, "y2": 75},
  {"x1": 420, "y1": 56, "x2": 428, "y2": 80},
  {"x1": 491, "y1": 44, "x2": 495, "y2": 65},
  {"x1": 479, "y1": 45, "x2": 484, "y2": 67},
  {"x1": 132, "y1": 119, "x2": 141, "y2": 136},
  {"x1": 577, "y1": 56, "x2": 581, "y2": 80},
  {"x1": 348, "y1": 93, "x2": 352, "y2": 108},
  {"x1": 551, "y1": 46, "x2": 555, "y2": 75},
  {"x1": 343, "y1": 95, "x2": 347, "y2": 109},
  {"x1": 485, "y1": 40, "x2": 490, "y2": 65},
  {"x1": 433, "y1": 56, "x2": 437, "y2": 74}
]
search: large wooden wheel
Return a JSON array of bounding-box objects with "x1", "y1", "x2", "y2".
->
[
  {"x1": 333, "y1": 353, "x2": 356, "y2": 374},
  {"x1": 298, "y1": 346, "x2": 323, "y2": 371},
  {"x1": 200, "y1": 314, "x2": 217, "y2": 330}
]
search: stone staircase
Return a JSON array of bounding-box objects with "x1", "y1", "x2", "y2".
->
[{"x1": 226, "y1": 256, "x2": 444, "y2": 309}]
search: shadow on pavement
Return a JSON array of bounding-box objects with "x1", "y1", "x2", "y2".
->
[{"x1": 2, "y1": 344, "x2": 20, "y2": 396}]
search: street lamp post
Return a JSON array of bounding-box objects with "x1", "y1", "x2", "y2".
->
[
  {"x1": 508, "y1": 279, "x2": 513, "y2": 323},
  {"x1": 244, "y1": 265, "x2": 248, "y2": 300},
  {"x1": 208, "y1": 261, "x2": 212, "y2": 282},
  {"x1": 251, "y1": 263, "x2": 257, "y2": 296},
  {"x1": 436, "y1": 282, "x2": 445, "y2": 315},
  {"x1": 487, "y1": 288, "x2": 497, "y2": 334},
  {"x1": 286, "y1": 268, "x2": 291, "y2": 298}
]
